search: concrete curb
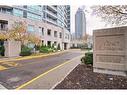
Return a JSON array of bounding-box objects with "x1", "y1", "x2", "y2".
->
[
  {"x1": 0, "y1": 50, "x2": 68, "y2": 63},
  {"x1": 0, "y1": 84, "x2": 7, "y2": 90}
]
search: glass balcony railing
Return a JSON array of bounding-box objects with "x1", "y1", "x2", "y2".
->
[
  {"x1": 45, "y1": 10, "x2": 57, "y2": 19},
  {"x1": 48, "y1": 6, "x2": 57, "y2": 12}
]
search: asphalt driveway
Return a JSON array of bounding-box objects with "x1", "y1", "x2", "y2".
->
[{"x1": 0, "y1": 50, "x2": 83, "y2": 89}]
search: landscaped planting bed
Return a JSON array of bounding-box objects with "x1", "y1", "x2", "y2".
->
[{"x1": 55, "y1": 64, "x2": 127, "y2": 89}]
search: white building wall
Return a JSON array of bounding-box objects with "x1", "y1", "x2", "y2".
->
[{"x1": 0, "y1": 12, "x2": 70, "y2": 50}]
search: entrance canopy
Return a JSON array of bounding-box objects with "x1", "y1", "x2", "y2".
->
[{"x1": 0, "y1": 20, "x2": 8, "y2": 24}]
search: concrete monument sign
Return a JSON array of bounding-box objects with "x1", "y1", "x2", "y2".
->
[
  {"x1": 4, "y1": 40, "x2": 21, "y2": 57},
  {"x1": 93, "y1": 26, "x2": 127, "y2": 76}
]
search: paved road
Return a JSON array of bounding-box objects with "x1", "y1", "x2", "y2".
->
[{"x1": 0, "y1": 50, "x2": 83, "y2": 89}]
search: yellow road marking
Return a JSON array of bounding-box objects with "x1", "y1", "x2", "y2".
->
[
  {"x1": 0, "y1": 65, "x2": 7, "y2": 71},
  {"x1": 0, "y1": 51, "x2": 68, "y2": 70},
  {"x1": 0, "y1": 51, "x2": 68, "y2": 63},
  {"x1": 2, "y1": 62, "x2": 18, "y2": 67},
  {"x1": 16, "y1": 55, "x2": 83, "y2": 90}
]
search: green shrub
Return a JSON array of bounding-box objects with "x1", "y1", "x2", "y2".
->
[
  {"x1": 39, "y1": 45, "x2": 53, "y2": 53},
  {"x1": 39, "y1": 45, "x2": 47, "y2": 53},
  {"x1": 0, "y1": 45, "x2": 5, "y2": 56},
  {"x1": 20, "y1": 45, "x2": 32, "y2": 56},
  {"x1": 81, "y1": 52, "x2": 93, "y2": 65},
  {"x1": 70, "y1": 47, "x2": 80, "y2": 49},
  {"x1": 39, "y1": 47, "x2": 49, "y2": 53},
  {"x1": 51, "y1": 44, "x2": 54, "y2": 49}
]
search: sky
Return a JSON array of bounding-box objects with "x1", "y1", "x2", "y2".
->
[{"x1": 70, "y1": 5, "x2": 107, "y2": 35}]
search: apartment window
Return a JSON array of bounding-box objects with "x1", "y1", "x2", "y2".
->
[
  {"x1": 23, "y1": 11, "x2": 27, "y2": 18},
  {"x1": 47, "y1": 29, "x2": 51, "y2": 36},
  {"x1": 42, "y1": 28, "x2": 44, "y2": 36},
  {"x1": 27, "y1": 25, "x2": 35, "y2": 32},
  {"x1": 27, "y1": 5, "x2": 41, "y2": 13},
  {"x1": 0, "y1": 20, "x2": 8, "y2": 31},
  {"x1": 0, "y1": 8, "x2": 12, "y2": 15},
  {"x1": 39, "y1": 27, "x2": 44, "y2": 36},
  {"x1": 54, "y1": 41, "x2": 57, "y2": 46},
  {"x1": 23, "y1": 5, "x2": 27, "y2": 8},
  {"x1": 42, "y1": 40, "x2": 44, "y2": 45},
  {"x1": 27, "y1": 12, "x2": 41, "y2": 21},
  {"x1": 0, "y1": 24, "x2": 7, "y2": 30},
  {"x1": 54, "y1": 31, "x2": 57, "y2": 37},
  {"x1": 47, "y1": 41, "x2": 51, "y2": 46},
  {"x1": 59, "y1": 32, "x2": 62, "y2": 38},
  {"x1": 13, "y1": 8, "x2": 23, "y2": 17}
]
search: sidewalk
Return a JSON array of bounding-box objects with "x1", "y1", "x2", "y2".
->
[{"x1": 16, "y1": 55, "x2": 83, "y2": 89}]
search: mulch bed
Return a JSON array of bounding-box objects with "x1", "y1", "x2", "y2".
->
[{"x1": 55, "y1": 64, "x2": 127, "y2": 89}]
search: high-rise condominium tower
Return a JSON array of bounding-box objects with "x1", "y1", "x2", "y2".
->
[{"x1": 75, "y1": 8, "x2": 86, "y2": 39}]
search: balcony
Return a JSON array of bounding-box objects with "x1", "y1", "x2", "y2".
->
[
  {"x1": 44, "y1": 10, "x2": 57, "y2": 19},
  {"x1": 0, "y1": 7, "x2": 13, "y2": 15},
  {"x1": 0, "y1": 5, "x2": 13, "y2": 9},
  {"x1": 47, "y1": 6, "x2": 57, "y2": 12}
]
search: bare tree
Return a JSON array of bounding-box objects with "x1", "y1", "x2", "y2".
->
[
  {"x1": 0, "y1": 31, "x2": 8, "y2": 40},
  {"x1": 83, "y1": 33, "x2": 89, "y2": 43},
  {"x1": 91, "y1": 5, "x2": 127, "y2": 25},
  {"x1": 27, "y1": 33, "x2": 41, "y2": 46},
  {"x1": 8, "y1": 21, "x2": 27, "y2": 44}
]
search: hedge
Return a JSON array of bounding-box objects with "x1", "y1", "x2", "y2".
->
[
  {"x1": 81, "y1": 52, "x2": 93, "y2": 65},
  {"x1": 20, "y1": 45, "x2": 32, "y2": 56},
  {"x1": 0, "y1": 45, "x2": 5, "y2": 56}
]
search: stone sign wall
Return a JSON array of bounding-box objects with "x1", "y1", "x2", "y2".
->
[
  {"x1": 4, "y1": 40, "x2": 21, "y2": 57},
  {"x1": 93, "y1": 26, "x2": 127, "y2": 76}
]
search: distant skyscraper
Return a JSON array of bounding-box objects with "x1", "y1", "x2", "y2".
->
[{"x1": 75, "y1": 8, "x2": 86, "y2": 39}]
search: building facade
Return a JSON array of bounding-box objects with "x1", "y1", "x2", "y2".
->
[
  {"x1": 66, "y1": 6, "x2": 70, "y2": 32},
  {"x1": 75, "y1": 8, "x2": 86, "y2": 39},
  {"x1": 0, "y1": 5, "x2": 71, "y2": 50}
]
